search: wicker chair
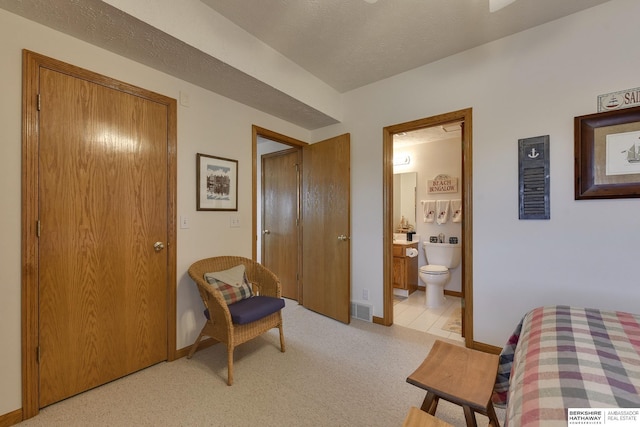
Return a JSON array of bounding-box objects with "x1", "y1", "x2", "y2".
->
[{"x1": 187, "y1": 256, "x2": 286, "y2": 385}]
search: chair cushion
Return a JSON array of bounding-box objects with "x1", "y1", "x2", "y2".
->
[
  {"x1": 227, "y1": 296, "x2": 285, "y2": 325},
  {"x1": 204, "y1": 264, "x2": 254, "y2": 305}
]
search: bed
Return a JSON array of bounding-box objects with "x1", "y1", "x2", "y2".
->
[{"x1": 493, "y1": 305, "x2": 640, "y2": 426}]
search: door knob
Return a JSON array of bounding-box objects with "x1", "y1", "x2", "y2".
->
[
  {"x1": 154, "y1": 241, "x2": 165, "y2": 251},
  {"x1": 337, "y1": 234, "x2": 348, "y2": 241},
  {"x1": 263, "y1": 229, "x2": 271, "y2": 235}
]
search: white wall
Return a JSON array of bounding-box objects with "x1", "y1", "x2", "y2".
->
[
  {"x1": 312, "y1": 0, "x2": 640, "y2": 346},
  {"x1": 0, "y1": 9, "x2": 310, "y2": 416}
]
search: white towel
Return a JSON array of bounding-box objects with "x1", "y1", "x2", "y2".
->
[
  {"x1": 436, "y1": 200, "x2": 450, "y2": 225},
  {"x1": 422, "y1": 200, "x2": 436, "y2": 223},
  {"x1": 451, "y1": 199, "x2": 462, "y2": 223}
]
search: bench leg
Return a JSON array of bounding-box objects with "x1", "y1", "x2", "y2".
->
[
  {"x1": 463, "y1": 406, "x2": 478, "y2": 427},
  {"x1": 420, "y1": 392, "x2": 439, "y2": 415},
  {"x1": 486, "y1": 401, "x2": 501, "y2": 427}
]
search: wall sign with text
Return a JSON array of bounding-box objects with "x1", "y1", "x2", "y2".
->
[
  {"x1": 428, "y1": 174, "x2": 458, "y2": 194},
  {"x1": 598, "y1": 87, "x2": 640, "y2": 112}
]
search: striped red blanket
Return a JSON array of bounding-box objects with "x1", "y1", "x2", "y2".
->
[{"x1": 493, "y1": 305, "x2": 640, "y2": 426}]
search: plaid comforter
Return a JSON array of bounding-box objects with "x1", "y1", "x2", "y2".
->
[{"x1": 493, "y1": 305, "x2": 640, "y2": 427}]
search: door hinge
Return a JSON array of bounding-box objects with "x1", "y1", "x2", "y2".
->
[
  {"x1": 36, "y1": 220, "x2": 41, "y2": 237},
  {"x1": 37, "y1": 93, "x2": 41, "y2": 111}
]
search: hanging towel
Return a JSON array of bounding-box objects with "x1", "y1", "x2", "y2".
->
[
  {"x1": 423, "y1": 200, "x2": 436, "y2": 223},
  {"x1": 451, "y1": 199, "x2": 462, "y2": 223},
  {"x1": 436, "y1": 200, "x2": 450, "y2": 225}
]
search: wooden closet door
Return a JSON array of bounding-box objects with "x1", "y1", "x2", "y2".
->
[
  {"x1": 262, "y1": 148, "x2": 301, "y2": 300},
  {"x1": 38, "y1": 67, "x2": 168, "y2": 407}
]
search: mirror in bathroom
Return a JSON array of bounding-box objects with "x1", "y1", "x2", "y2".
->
[{"x1": 393, "y1": 172, "x2": 417, "y2": 232}]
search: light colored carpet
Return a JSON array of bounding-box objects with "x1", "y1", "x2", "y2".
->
[{"x1": 18, "y1": 300, "x2": 504, "y2": 426}]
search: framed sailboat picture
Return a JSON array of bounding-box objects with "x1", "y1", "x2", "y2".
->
[{"x1": 575, "y1": 106, "x2": 640, "y2": 199}]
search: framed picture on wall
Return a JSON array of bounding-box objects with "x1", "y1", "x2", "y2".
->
[
  {"x1": 575, "y1": 106, "x2": 640, "y2": 199},
  {"x1": 196, "y1": 153, "x2": 238, "y2": 211}
]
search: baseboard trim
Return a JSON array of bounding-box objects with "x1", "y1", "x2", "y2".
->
[
  {"x1": 444, "y1": 290, "x2": 463, "y2": 298},
  {"x1": 372, "y1": 316, "x2": 385, "y2": 325},
  {"x1": 0, "y1": 408, "x2": 23, "y2": 427},
  {"x1": 471, "y1": 341, "x2": 502, "y2": 355},
  {"x1": 175, "y1": 337, "x2": 218, "y2": 359}
]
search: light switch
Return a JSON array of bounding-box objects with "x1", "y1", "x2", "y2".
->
[
  {"x1": 180, "y1": 215, "x2": 190, "y2": 229},
  {"x1": 229, "y1": 215, "x2": 240, "y2": 228},
  {"x1": 179, "y1": 91, "x2": 190, "y2": 107}
]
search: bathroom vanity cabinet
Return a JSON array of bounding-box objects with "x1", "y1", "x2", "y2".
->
[{"x1": 392, "y1": 242, "x2": 418, "y2": 294}]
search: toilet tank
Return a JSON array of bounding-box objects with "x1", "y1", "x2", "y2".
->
[{"x1": 423, "y1": 242, "x2": 461, "y2": 268}]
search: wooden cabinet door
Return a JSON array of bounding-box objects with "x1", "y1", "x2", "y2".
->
[{"x1": 392, "y1": 257, "x2": 405, "y2": 289}]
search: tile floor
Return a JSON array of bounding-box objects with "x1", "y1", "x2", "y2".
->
[{"x1": 393, "y1": 290, "x2": 463, "y2": 342}]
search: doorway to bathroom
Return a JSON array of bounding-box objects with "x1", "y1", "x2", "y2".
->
[{"x1": 382, "y1": 108, "x2": 474, "y2": 347}]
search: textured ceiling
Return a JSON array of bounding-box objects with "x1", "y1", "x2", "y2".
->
[
  {"x1": 394, "y1": 122, "x2": 462, "y2": 149},
  {"x1": 200, "y1": 0, "x2": 612, "y2": 93},
  {"x1": 0, "y1": 0, "x2": 612, "y2": 129}
]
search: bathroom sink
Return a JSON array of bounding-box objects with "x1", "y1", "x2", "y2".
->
[
  {"x1": 393, "y1": 234, "x2": 420, "y2": 245},
  {"x1": 393, "y1": 240, "x2": 414, "y2": 245}
]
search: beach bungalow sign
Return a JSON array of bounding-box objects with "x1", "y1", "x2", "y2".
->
[
  {"x1": 598, "y1": 87, "x2": 640, "y2": 112},
  {"x1": 428, "y1": 174, "x2": 458, "y2": 194}
]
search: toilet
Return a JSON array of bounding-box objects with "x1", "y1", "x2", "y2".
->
[{"x1": 419, "y1": 242, "x2": 461, "y2": 308}]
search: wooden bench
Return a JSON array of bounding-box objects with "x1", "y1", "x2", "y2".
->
[
  {"x1": 406, "y1": 340, "x2": 501, "y2": 427},
  {"x1": 402, "y1": 406, "x2": 453, "y2": 427}
]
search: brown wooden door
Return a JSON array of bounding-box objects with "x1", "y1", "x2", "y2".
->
[
  {"x1": 302, "y1": 134, "x2": 351, "y2": 323},
  {"x1": 262, "y1": 148, "x2": 301, "y2": 300},
  {"x1": 38, "y1": 67, "x2": 169, "y2": 407}
]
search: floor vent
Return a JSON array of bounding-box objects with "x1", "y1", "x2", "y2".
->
[{"x1": 351, "y1": 302, "x2": 373, "y2": 322}]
